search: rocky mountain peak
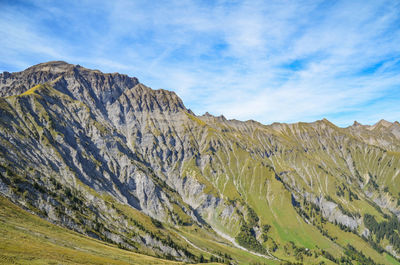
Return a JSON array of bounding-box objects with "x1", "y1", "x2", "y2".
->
[
  {"x1": 25, "y1": 60, "x2": 75, "y2": 73},
  {"x1": 1, "y1": 61, "x2": 189, "y2": 124},
  {"x1": 0, "y1": 61, "x2": 139, "y2": 101},
  {"x1": 376, "y1": 119, "x2": 392, "y2": 127},
  {"x1": 24, "y1": 61, "x2": 119, "y2": 77},
  {"x1": 370, "y1": 119, "x2": 393, "y2": 130}
]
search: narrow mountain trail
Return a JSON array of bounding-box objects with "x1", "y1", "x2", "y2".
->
[
  {"x1": 175, "y1": 233, "x2": 217, "y2": 257},
  {"x1": 213, "y1": 228, "x2": 280, "y2": 261}
]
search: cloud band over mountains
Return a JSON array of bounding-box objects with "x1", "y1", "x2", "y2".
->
[{"x1": 1, "y1": 0, "x2": 399, "y2": 126}]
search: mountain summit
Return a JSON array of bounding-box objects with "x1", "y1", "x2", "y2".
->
[{"x1": 1, "y1": 62, "x2": 400, "y2": 264}]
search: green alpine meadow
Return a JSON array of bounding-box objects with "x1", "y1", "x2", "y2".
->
[{"x1": 0, "y1": 61, "x2": 399, "y2": 264}]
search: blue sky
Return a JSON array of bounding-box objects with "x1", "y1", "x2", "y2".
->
[{"x1": 1, "y1": 0, "x2": 400, "y2": 126}]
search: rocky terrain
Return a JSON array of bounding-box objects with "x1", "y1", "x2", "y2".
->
[{"x1": 1, "y1": 61, "x2": 400, "y2": 264}]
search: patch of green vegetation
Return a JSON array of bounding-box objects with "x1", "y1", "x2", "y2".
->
[
  {"x1": 261, "y1": 224, "x2": 271, "y2": 242},
  {"x1": 282, "y1": 241, "x2": 313, "y2": 263},
  {"x1": 185, "y1": 112, "x2": 207, "y2": 126},
  {"x1": 245, "y1": 205, "x2": 259, "y2": 227},
  {"x1": 341, "y1": 244, "x2": 378, "y2": 265},
  {"x1": 387, "y1": 253, "x2": 400, "y2": 265},
  {"x1": 20, "y1": 84, "x2": 42, "y2": 96},
  {"x1": 364, "y1": 213, "x2": 400, "y2": 252},
  {"x1": 336, "y1": 182, "x2": 359, "y2": 201},
  {"x1": 235, "y1": 223, "x2": 267, "y2": 254}
]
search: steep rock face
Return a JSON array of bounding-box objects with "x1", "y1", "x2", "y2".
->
[
  {"x1": 0, "y1": 63, "x2": 191, "y2": 221},
  {"x1": 314, "y1": 196, "x2": 359, "y2": 230},
  {"x1": 1, "y1": 61, "x2": 400, "y2": 264},
  {"x1": 0, "y1": 72, "x2": 201, "y2": 261}
]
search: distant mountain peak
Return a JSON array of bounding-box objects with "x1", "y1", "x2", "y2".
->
[{"x1": 371, "y1": 119, "x2": 392, "y2": 130}]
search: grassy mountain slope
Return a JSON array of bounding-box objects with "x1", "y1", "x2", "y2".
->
[
  {"x1": 180, "y1": 117, "x2": 400, "y2": 264},
  {"x1": 0, "y1": 195, "x2": 214, "y2": 265}
]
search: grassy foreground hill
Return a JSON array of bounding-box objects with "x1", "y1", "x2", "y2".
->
[{"x1": 0, "y1": 195, "x2": 223, "y2": 265}]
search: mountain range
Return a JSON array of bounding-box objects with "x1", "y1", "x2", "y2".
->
[{"x1": 1, "y1": 61, "x2": 400, "y2": 265}]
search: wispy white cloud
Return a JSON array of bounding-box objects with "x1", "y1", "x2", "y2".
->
[{"x1": 0, "y1": 0, "x2": 399, "y2": 126}]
